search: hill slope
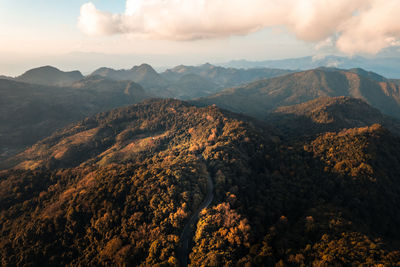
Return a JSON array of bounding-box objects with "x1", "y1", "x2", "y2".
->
[
  {"x1": 1, "y1": 99, "x2": 400, "y2": 266},
  {"x1": 0, "y1": 78, "x2": 150, "y2": 162},
  {"x1": 0, "y1": 99, "x2": 275, "y2": 266},
  {"x1": 15, "y1": 66, "x2": 84, "y2": 86},
  {"x1": 5, "y1": 99, "x2": 273, "y2": 170},
  {"x1": 195, "y1": 68, "x2": 400, "y2": 119},
  {"x1": 266, "y1": 96, "x2": 400, "y2": 137},
  {"x1": 165, "y1": 74, "x2": 219, "y2": 99}
]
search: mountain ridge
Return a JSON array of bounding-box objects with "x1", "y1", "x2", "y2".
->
[
  {"x1": 0, "y1": 77, "x2": 151, "y2": 162},
  {"x1": 161, "y1": 63, "x2": 293, "y2": 87},
  {"x1": 221, "y1": 55, "x2": 400, "y2": 78},
  {"x1": 91, "y1": 63, "x2": 169, "y2": 92},
  {"x1": 195, "y1": 67, "x2": 400, "y2": 119},
  {"x1": 15, "y1": 66, "x2": 84, "y2": 87},
  {"x1": 91, "y1": 63, "x2": 294, "y2": 99},
  {"x1": 266, "y1": 96, "x2": 400, "y2": 137}
]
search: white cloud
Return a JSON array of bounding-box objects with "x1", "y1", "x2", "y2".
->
[
  {"x1": 78, "y1": 0, "x2": 400, "y2": 54},
  {"x1": 336, "y1": 0, "x2": 400, "y2": 54},
  {"x1": 78, "y1": 3, "x2": 124, "y2": 35}
]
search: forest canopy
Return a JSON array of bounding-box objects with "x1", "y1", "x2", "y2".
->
[{"x1": 1, "y1": 99, "x2": 400, "y2": 266}]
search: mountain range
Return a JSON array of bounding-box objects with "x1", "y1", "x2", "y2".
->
[
  {"x1": 196, "y1": 67, "x2": 400, "y2": 119},
  {"x1": 0, "y1": 63, "x2": 293, "y2": 160},
  {"x1": 221, "y1": 55, "x2": 400, "y2": 78},
  {"x1": 91, "y1": 63, "x2": 292, "y2": 99},
  {"x1": 2, "y1": 60, "x2": 400, "y2": 266},
  {"x1": 3, "y1": 64, "x2": 400, "y2": 164},
  {"x1": 161, "y1": 63, "x2": 292, "y2": 88}
]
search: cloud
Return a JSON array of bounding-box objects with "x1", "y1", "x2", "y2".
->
[
  {"x1": 336, "y1": 0, "x2": 400, "y2": 54},
  {"x1": 78, "y1": 0, "x2": 400, "y2": 54},
  {"x1": 78, "y1": 3, "x2": 124, "y2": 35}
]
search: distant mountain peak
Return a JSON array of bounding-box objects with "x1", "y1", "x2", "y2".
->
[
  {"x1": 94, "y1": 67, "x2": 114, "y2": 72},
  {"x1": 131, "y1": 63, "x2": 157, "y2": 73},
  {"x1": 15, "y1": 66, "x2": 84, "y2": 87},
  {"x1": 33, "y1": 65, "x2": 60, "y2": 71}
]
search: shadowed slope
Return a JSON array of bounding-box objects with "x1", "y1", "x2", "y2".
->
[
  {"x1": 266, "y1": 96, "x2": 400, "y2": 137},
  {"x1": 0, "y1": 78, "x2": 150, "y2": 162},
  {"x1": 195, "y1": 68, "x2": 400, "y2": 119}
]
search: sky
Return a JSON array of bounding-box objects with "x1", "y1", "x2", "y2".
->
[{"x1": 1, "y1": 0, "x2": 400, "y2": 76}]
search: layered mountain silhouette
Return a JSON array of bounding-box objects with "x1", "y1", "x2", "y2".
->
[
  {"x1": 196, "y1": 67, "x2": 400, "y2": 119},
  {"x1": 91, "y1": 63, "x2": 293, "y2": 99},
  {"x1": 1, "y1": 99, "x2": 400, "y2": 266},
  {"x1": 222, "y1": 55, "x2": 400, "y2": 78},
  {"x1": 15, "y1": 66, "x2": 84, "y2": 86},
  {"x1": 161, "y1": 63, "x2": 292, "y2": 88},
  {"x1": 3, "y1": 65, "x2": 400, "y2": 162},
  {"x1": 91, "y1": 64, "x2": 218, "y2": 98}
]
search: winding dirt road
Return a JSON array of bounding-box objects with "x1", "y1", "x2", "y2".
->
[{"x1": 177, "y1": 167, "x2": 214, "y2": 267}]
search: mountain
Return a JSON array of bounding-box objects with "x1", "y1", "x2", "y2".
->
[
  {"x1": 71, "y1": 75, "x2": 148, "y2": 95},
  {"x1": 0, "y1": 78, "x2": 150, "y2": 163},
  {"x1": 161, "y1": 63, "x2": 293, "y2": 87},
  {"x1": 15, "y1": 66, "x2": 84, "y2": 87},
  {"x1": 1, "y1": 99, "x2": 400, "y2": 266},
  {"x1": 165, "y1": 74, "x2": 219, "y2": 99},
  {"x1": 5, "y1": 99, "x2": 274, "y2": 171},
  {"x1": 92, "y1": 63, "x2": 293, "y2": 99},
  {"x1": 266, "y1": 96, "x2": 400, "y2": 137},
  {"x1": 130, "y1": 64, "x2": 166, "y2": 86},
  {"x1": 91, "y1": 64, "x2": 169, "y2": 94},
  {"x1": 90, "y1": 67, "x2": 128, "y2": 80},
  {"x1": 221, "y1": 55, "x2": 400, "y2": 79},
  {"x1": 195, "y1": 68, "x2": 400, "y2": 119}
]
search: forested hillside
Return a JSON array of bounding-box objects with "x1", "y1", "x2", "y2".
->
[
  {"x1": 1, "y1": 99, "x2": 400, "y2": 266},
  {"x1": 266, "y1": 96, "x2": 400, "y2": 137}
]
